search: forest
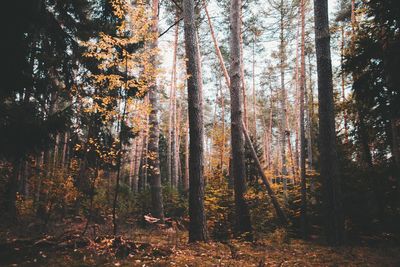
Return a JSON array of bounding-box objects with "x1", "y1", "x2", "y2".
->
[{"x1": 0, "y1": 0, "x2": 399, "y2": 266}]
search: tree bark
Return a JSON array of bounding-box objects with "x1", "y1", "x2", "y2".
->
[
  {"x1": 339, "y1": 24, "x2": 349, "y2": 144},
  {"x1": 183, "y1": 0, "x2": 208, "y2": 242},
  {"x1": 183, "y1": 117, "x2": 190, "y2": 192},
  {"x1": 240, "y1": 22, "x2": 248, "y2": 129},
  {"x1": 307, "y1": 55, "x2": 314, "y2": 172},
  {"x1": 313, "y1": 0, "x2": 344, "y2": 245},
  {"x1": 171, "y1": 22, "x2": 179, "y2": 189},
  {"x1": 221, "y1": 79, "x2": 226, "y2": 174},
  {"x1": 279, "y1": 0, "x2": 288, "y2": 200},
  {"x1": 252, "y1": 32, "x2": 257, "y2": 138},
  {"x1": 112, "y1": 52, "x2": 129, "y2": 235},
  {"x1": 285, "y1": 112, "x2": 296, "y2": 182},
  {"x1": 299, "y1": 0, "x2": 307, "y2": 239},
  {"x1": 268, "y1": 86, "x2": 274, "y2": 171},
  {"x1": 176, "y1": 93, "x2": 182, "y2": 186},
  {"x1": 133, "y1": 136, "x2": 141, "y2": 193},
  {"x1": 147, "y1": 0, "x2": 165, "y2": 221},
  {"x1": 230, "y1": 0, "x2": 252, "y2": 239}
]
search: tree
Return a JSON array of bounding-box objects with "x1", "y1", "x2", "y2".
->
[
  {"x1": 299, "y1": 0, "x2": 307, "y2": 239},
  {"x1": 229, "y1": 0, "x2": 253, "y2": 239},
  {"x1": 0, "y1": 0, "x2": 92, "y2": 219},
  {"x1": 344, "y1": 0, "x2": 400, "y2": 185},
  {"x1": 148, "y1": 0, "x2": 165, "y2": 222},
  {"x1": 182, "y1": 0, "x2": 208, "y2": 243},
  {"x1": 266, "y1": 0, "x2": 296, "y2": 200},
  {"x1": 313, "y1": 0, "x2": 345, "y2": 245},
  {"x1": 170, "y1": 22, "x2": 180, "y2": 189}
]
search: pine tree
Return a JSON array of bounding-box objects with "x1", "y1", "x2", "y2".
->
[
  {"x1": 183, "y1": 0, "x2": 208, "y2": 243},
  {"x1": 229, "y1": 0, "x2": 253, "y2": 239},
  {"x1": 313, "y1": 0, "x2": 344, "y2": 245}
]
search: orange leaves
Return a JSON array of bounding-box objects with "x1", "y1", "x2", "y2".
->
[{"x1": 80, "y1": 0, "x2": 160, "y2": 133}]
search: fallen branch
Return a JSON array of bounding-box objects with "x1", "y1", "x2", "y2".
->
[{"x1": 242, "y1": 121, "x2": 288, "y2": 225}]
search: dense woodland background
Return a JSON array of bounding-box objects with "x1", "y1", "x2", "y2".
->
[{"x1": 1, "y1": 0, "x2": 399, "y2": 265}]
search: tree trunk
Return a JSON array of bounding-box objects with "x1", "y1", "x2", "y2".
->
[
  {"x1": 133, "y1": 136, "x2": 141, "y2": 193},
  {"x1": 268, "y1": 86, "x2": 274, "y2": 171},
  {"x1": 203, "y1": 1, "x2": 230, "y2": 88},
  {"x1": 285, "y1": 111, "x2": 296, "y2": 182},
  {"x1": 279, "y1": 0, "x2": 288, "y2": 200},
  {"x1": 351, "y1": 0, "x2": 356, "y2": 31},
  {"x1": 340, "y1": 24, "x2": 349, "y2": 143},
  {"x1": 313, "y1": 0, "x2": 344, "y2": 245},
  {"x1": 61, "y1": 132, "x2": 69, "y2": 169},
  {"x1": 176, "y1": 94, "x2": 182, "y2": 187},
  {"x1": 141, "y1": 95, "x2": 150, "y2": 191},
  {"x1": 167, "y1": 87, "x2": 172, "y2": 186},
  {"x1": 221, "y1": 79, "x2": 226, "y2": 174},
  {"x1": 294, "y1": 20, "x2": 300, "y2": 175},
  {"x1": 252, "y1": 32, "x2": 257, "y2": 138},
  {"x1": 307, "y1": 55, "x2": 314, "y2": 172},
  {"x1": 183, "y1": 117, "x2": 190, "y2": 192},
  {"x1": 230, "y1": 0, "x2": 252, "y2": 239},
  {"x1": 171, "y1": 22, "x2": 179, "y2": 188},
  {"x1": 240, "y1": 22, "x2": 248, "y2": 129},
  {"x1": 128, "y1": 143, "x2": 135, "y2": 191},
  {"x1": 112, "y1": 53, "x2": 129, "y2": 235},
  {"x1": 183, "y1": 0, "x2": 208, "y2": 242},
  {"x1": 299, "y1": 0, "x2": 307, "y2": 239},
  {"x1": 147, "y1": 0, "x2": 165, "y2": 221}
]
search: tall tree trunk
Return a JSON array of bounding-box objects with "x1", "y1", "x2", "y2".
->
[
  {"x1": 268, "y1": 86, "x2": 274, "y2": 171},
  {"x1": 340, "y1": 24, "x2": 348, "y2": 143},
  {"x1": 307, "y1": 55, "x2": 314, "y2": 172},
  {"x1": 294, "y1": 20, "x2": 300, "y2": 175},
  {"x1": 221, "y1": 79, "x2": 226, "y2": 174},
  {"x1": 133, "y1": 137, "x2": 141, "y2": 193},
  {"x1": 284, "y1": 109, "x2": 295, "y2": 181},
  {"x1": 52, "y1": 134, "x2": 60, "y2": 174},
  {"x1": 252, "y1": 32, "x2": 257, "y2": 138},
  {"x1": 313, "y1": 0, "x2": 344, "y2": 245},
  {"x1": 183, "y1": 0, "x2": 208, "y2": 242},
  {"x1": 171, "y1": 22, "x2": 179, "y2": 188},
  {"x1": 240, "y1": 16, "x2": 248, "y2": 128},
  {"x1": 112, "y1": 52, "x2": 129, "y2": 235},
  {"x1": 279, "y1": 0, "x2": 288, "y2": 200},
  {"x1": 167, "y1": 84, "x2": 173, "y2": 186},
  {"x1": 128, "y1": 142, "x2": 135, "y2": 191},
  {"x1": 183, "y1": 117, "x2": 190, "y2": 192},
  {"x1": 61, "y1": 132, "x2": 69, "y2": 169},
  {"x1": 37, "y1": 91, "x2": 58, "y2": 219},
  {"x1": 230, "y1": 0, "x2": 252, "y2": 239},
  {"x1": 351, "y1": 0, "x2": 356, "y2": 31},
  {"x1": 141, "y1": 95, "x2": 150, "y2": 191},
  {"x1": 147, "y1": 0, "x2": 165, "y2": 221},
  {"x1": 176, "y1": 94, "x2": 182, "y2": 186},
  {"x1": 203, "y1": 1, "x2": 230, "y2": 88},
  {"x1": 299, "y1": 0, "x2": 307, "y2": 239}
]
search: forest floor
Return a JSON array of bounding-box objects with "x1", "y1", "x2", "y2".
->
[{"x1": 1, "y1": 217, "x2": 399, "y2": 267}]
